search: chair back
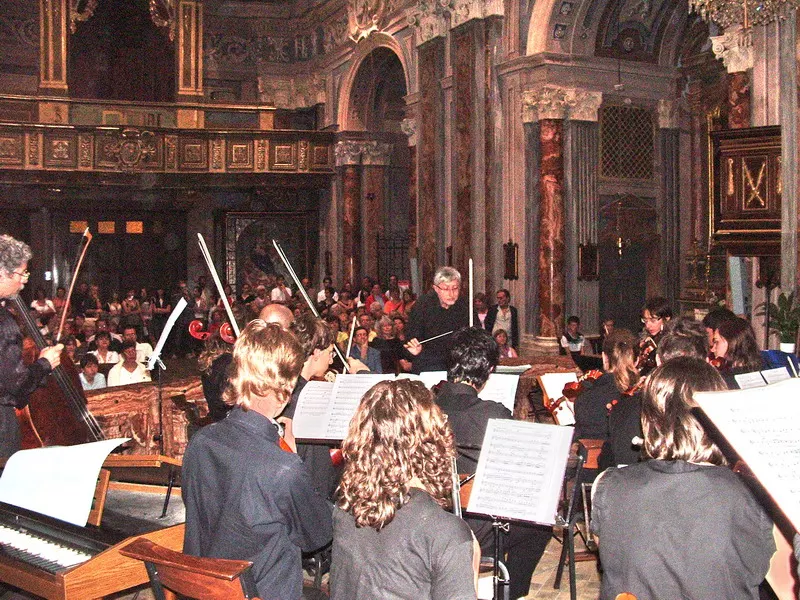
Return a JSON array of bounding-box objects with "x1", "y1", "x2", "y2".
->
[{"x1": 119, "y1": 537, "x2": 261, "y2": 600}]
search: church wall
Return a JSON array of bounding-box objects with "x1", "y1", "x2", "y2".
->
[{"x1": 0, "y1": 0, "x2": 39, "y2": 95}]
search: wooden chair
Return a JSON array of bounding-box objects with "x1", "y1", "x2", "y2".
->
[
  {"x1": 119, "y1": 537, "x2": 261, "y2": 600},
  {"x1": 87, "y1": 468, "x2": 111, "y2": 526}
]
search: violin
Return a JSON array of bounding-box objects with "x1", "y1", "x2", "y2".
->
[
  {"x1": 636, "y1": 335, "x2": 659, "y2": 374},
  {"x1": 709, "y1": 354, "x2": 729, "y2": 371},
  {"x1": 606, "y1": 380, "x2": 644, "y2": 413}
]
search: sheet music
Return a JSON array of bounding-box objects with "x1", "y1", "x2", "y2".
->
[
  {"x1": 147, "y1": 297, "x2": 188, "y2": 370},
  {"x1": 291, "y1": 380, "x2": 335, "y2": 439},
  {"x1": 479, "y1": 373, "x2": 520, "y2": 413},
  {"x1": 467, "y1": 420, "x2": 573, "y2": 525},
  {"x1": 294, "y1": 374, "x2": 393, "y2": 441},
  {"x1": 733, "y1": 370, "x2": 766, "y2": 389},
  {"x1": 761, "y1": 367, "x2": 791, "y2": 385},
  {"x1": 537, "y1": 372, "x2": 578, "y2": 402},
  {"x1": 694, "y1": 379, "x2": 800, "y2": 532},
  {"x1": 0, "y1": 438, "x2": 129, "y2": 526}
]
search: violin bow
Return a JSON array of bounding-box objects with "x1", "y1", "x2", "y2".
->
[
  {"x1": 197, "y1": 233, "x2": 240, "y2": 338},
  {"x1": 271, "y1": 239, "x2": 351, "y2": 372},
  {"x1": 56, "y1": 228, "x2": 92, "y2": 343}
]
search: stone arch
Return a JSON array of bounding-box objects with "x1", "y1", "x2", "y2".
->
[{"x1": 338, "y1": 33, "x2": 410, "y2": 131}]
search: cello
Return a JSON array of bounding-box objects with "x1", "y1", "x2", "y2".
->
[{"x1": 13, "y1": 295, "x2": 105, "y2": 448}]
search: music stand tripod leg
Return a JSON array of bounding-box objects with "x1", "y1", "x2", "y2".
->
[
  {"x1": 160, "y1": 465, "x2": 176, "y2": 519},
  {"x1": 492, "y1": 519, "x2": 510, "y2": 600}
]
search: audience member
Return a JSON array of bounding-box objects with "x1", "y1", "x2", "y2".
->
[
  {"x1": 79, "y1": 354, "x2": 106, "y2": 391},
  {"x1": 560, "y1": 315, "x2": 585, "y2": 358},
  {"x1": 349, "y1": 326, "x2": 382, "y2": 373},
  {"x1": 90, "y1": 331, "x2": 120, "y2": 364},
  {"x1": 485, "y1": 288, "x2": 519, "y2": 349},
  {"x1": 107, "y1": 340, "x2": 152, "y2": 386},
  {"x1": 494, "y1": 328, "x2": 518, "y2": 358},
  {"x1": 122, "y1": 326, "x2": 153, "y2": 364}
]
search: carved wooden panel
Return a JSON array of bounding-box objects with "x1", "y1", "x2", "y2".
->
[
  {"x1": 178, "y1": 137, "x2": 208, "y2": 170},
  {"x1": 43, "y1": 133, "x2": 78, "y2": 168},
  {"x1": 0, "y1": 133, "x2": 24, "y2": 166},
  {"x1": 310, "y1": 143, "x2": 330, "y2": 170},
  {"x1": 711, "y1": 126, "x2": 781, "y2": 256},
  {"x1": 270, "y1": 140, "x2": 297, "y2": 170},
  {"x1": 226, "y1": 138, "x2": 254, "y2": 170}
]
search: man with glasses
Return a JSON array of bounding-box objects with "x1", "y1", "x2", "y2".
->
[
  {"x1": 0, "y1": 235, "x2": 63, "y2": 458},
  {"x1": 405, "y1": 266, "x2": 469, "y2": 373}
]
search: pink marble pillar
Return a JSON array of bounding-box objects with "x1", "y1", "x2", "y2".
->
[
  {"x1": 537, "y1": 119, "x2": 566, "y2": 339},
  {"x1": 342, "y1": 164, "x2": 362, "y2": 284}
]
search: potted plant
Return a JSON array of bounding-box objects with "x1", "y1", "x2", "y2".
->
[{"x1": 757, "y1": 291, "x2": 800, "y2": 353}]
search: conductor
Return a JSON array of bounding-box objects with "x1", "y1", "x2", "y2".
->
[
  {"x1": 0, "y1": 235, "x2": 62, "y2": 459},
  {"x1": 405, "y1": 266, "x2": 469, "y2": 373}
]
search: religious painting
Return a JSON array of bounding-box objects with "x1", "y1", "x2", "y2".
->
[{"x1": 225, "y1": 212, "x2": 313, "y2": 294}]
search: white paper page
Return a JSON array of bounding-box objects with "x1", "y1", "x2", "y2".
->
[
  {"x1": 0, "y1": 438, "x2": 129, "y2": 526},
  {"x1": 694, "y1": 379, "x2": 800, "y2": 532},
  {"x1": 324, "y1": 374, "x2": 393, "y2": 440},
  {"x1": 467, "y1": 420, "x2": 573, "y2": 525},
  {"x1": 734, "y1": 371, "x2": 767, "y2": 389},
  {"x1": 495, "y1": 364, "x2": 532, "y2": 375},
  {"x1": 761, "y1": 367, "x2": 791, "y2": 385},
  {"x1": 291, "y1": 380, "x2": 335, "y2": 440},
  {"x1": 538, "y1": 372, "x2": 578, "y2": 401},
  {"x1": 396, "y1": 371, "x2": 447, "y2": 389},
  {"x1": 479, "y1": 373, "x2": 520, "y2": 413}
]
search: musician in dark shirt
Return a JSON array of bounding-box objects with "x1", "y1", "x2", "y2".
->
[
  {"x1": 405, "y1": 266, "x2": 469, "y2": 373},
  {"x1": 182, "y1": 320, "x2": 333, "y2": 600},
  {"x1": 0, "y1": 235, "x2": 62, "y2": 459},
  {"x1": 435, "y1": 327, "x2": 551, "y2": 600}
]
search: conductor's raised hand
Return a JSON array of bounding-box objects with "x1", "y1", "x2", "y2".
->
[
  {"x1": 404, "y1": 338, "x2": 423, "y2": 356},
  {"x1": 39, "y1": 344, "x2": 63, "y2": 370},
  {"x1": 346, "y1": 357, "x2": 370, "y2": 374}
]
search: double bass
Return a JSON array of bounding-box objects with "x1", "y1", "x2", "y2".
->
[{"x1": 13, "y1": 295, "x2": 105, "y2": 448}]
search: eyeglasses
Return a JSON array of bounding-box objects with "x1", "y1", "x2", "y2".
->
[
  {"x1": 641, "y1": 316, "x2": 662, "y2": 324},
  {"x1": 435, "y1": 284, "x2": 460, "y2": 294},
  {"x1": 12, "y1": 270, "x2": 30, "y2": 279}
]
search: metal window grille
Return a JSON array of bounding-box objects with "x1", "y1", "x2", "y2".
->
[
  {"x1": 600, "y1": 105, "x2": 654, "y2": 180},
  {"x1": 377, "y1": 234, "x2": 410, "y2": 284}
]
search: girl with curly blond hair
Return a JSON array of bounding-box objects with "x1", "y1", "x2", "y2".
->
[{"x1": 330, "y1": 379, "x2": 479, "y2": 600}]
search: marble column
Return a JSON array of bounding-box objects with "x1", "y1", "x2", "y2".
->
[
  {"x1": 416, "y1": 36, "x2": 446, "y2": 286},
  {"x1": 39, "y1": 0, "x2": 68, "y2": 95},
  {"x1": 658, "y1": 99, "x2": 681, "y2": 310},
  {"x1": 361, "y1": 142, "x2": 393, "y2": 280},
  {"x1": 401, "y1": 118, "x2": 418, "y2": 251},
  {"x1": 711, "y1": 27, "x2": 753, "y2": 129},
  {"x1": 778, "y1": 13, "x2": 798, "y2": 289},
  {"x1": 522, "y1": 87, "x2": 573, "y2": 352},
  {"x1": 335, "y1": 141, "x2": 363, "y2": 285},
  {"x1": 564, "y1": 91, "x2": 602, "y2": 335}
]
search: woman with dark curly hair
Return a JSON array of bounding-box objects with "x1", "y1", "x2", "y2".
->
[{"x1": 330, "y1": 379, "x2": 479, "y2": 600}]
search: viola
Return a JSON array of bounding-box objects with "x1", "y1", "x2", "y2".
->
[
  {"x1": 606, "y1": 380, "x2": 644, "y2": 413},
  {"x1": 562, "y1": 369, "x2": 604, "y2": 400}
]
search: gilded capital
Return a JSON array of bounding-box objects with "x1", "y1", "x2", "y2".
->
[
  {"x1": 570, "y1": 90, "x2": 603, "y2": 122},
  {"x1": 335, "y1": 140, "x2": 364, "y2": 166},
  {"x1": 450, "y1": 0, "x2": 504, "y2": 28},
  {"x1": 401, "y1": 118, "x2": 418, "y2": 146},
  {"x1": 407, "y1": 0, "x2": 450, "y2": 46},
  {"x1": 522, "y1": 86, "x2": 576, "y2": 122},
  {"x1": 334, "y1": 140, "x2": 392, "y2": 166},
  {"x1": 710, "y1": 26, "x2": 753, "y2": 73},
  {"x1": 657, "y1": 99, "x2": 679, "y2": 129},
  {"x1": 361, "y1": 141, "x2": 393, "y2": 165}
]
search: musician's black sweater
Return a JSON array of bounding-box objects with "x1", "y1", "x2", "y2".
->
[{"x1": 406, "y1": 290, "x2": 469, "y2": 374}]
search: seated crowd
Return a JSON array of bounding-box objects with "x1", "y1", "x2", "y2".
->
[{"x1": 31, "y1": 266, "x2": 793, "y2": 599}]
